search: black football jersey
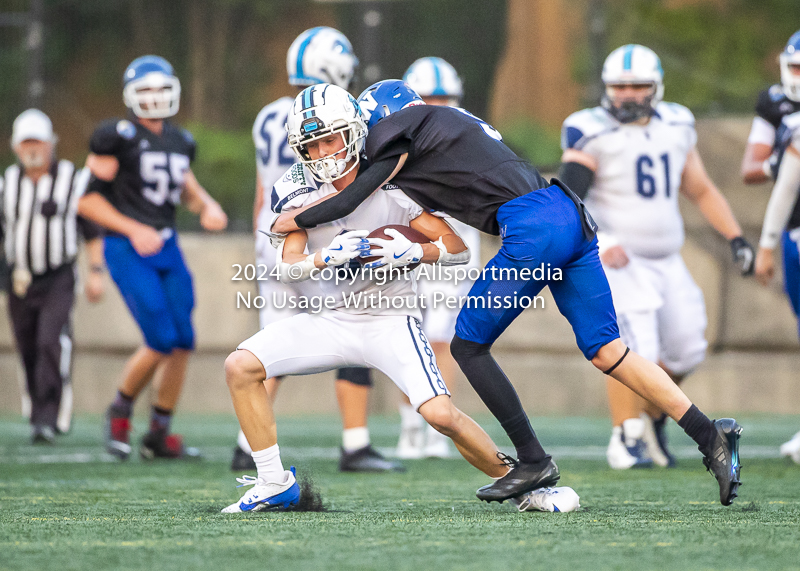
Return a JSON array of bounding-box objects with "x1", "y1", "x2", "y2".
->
[
  {"x1": 364, "y1": 105, "x2": 548, "y2": 235},
  {"x1": 755, "y1": 86, "x2": 800, "y2": 230},
  {"x1": 88, "y1": 117, "x2": 196, "y2": 230},
  {"x1": 755, "y1": 85, "x2": 800, "y2": 130}
]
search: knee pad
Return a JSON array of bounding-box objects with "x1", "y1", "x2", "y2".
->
[{"x1": 336, "y1": 367, "x2": 372, "y2": 387}]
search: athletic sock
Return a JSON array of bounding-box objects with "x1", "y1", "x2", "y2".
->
[
  {"x1": 342, "y1": 427, "x2": 370, "y2": 452},
  {"x1": 111, "y1": 391, "x2": 134, "y2": 418},
  {"x1": 399, "y1": 403, "x2": 424, "y2": 430},
  {"x1": 237, "y1": 429, "x2": 253, "y2": 454},
  {"x1": 677, "y1": 404, "x2": 716, "y2": 452},
  {"x1": 149, "y1": 406, "x2": 172, "y2": 434},
  {"x1": 252, "y1": 444, "x2": 285, "y2": 482}
]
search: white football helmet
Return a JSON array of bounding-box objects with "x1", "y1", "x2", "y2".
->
[
  {"x1": 601, "y1": 44, "x2": 664, "y2": 123},
  {"x1": 780, "y1": 30, "x2": 800, "y2": 102},
  {"x1": 286, "y1": 84, "x2": 367, "y2": 184},
  {"x1": 403, "y1": 57, "x2": 463, "y2": 106},
  {"x1": 122, "y1": 56, "x2": 181, "y2": 119},
  {"x1": 287, "y1": 27, "x2": 358, "y2": 90}
]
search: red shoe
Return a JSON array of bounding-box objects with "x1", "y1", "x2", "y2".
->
[
  {"x1": 105, "y1": 406, "x2": 132, "y2": 460},
  {"x1": 140, "y1": 430, "x2": 202, "y2": 460}
]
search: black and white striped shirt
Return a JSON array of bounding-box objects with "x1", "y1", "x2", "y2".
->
[{"x1": 1, "y1": 160, "x2": 92, "y2": 276}]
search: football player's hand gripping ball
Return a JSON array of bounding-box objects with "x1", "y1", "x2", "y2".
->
[
  {"x1": 364, "y1": 228, "x2": 424, "y2": 270},
  {"x1": 320, "y1": 230, "x2": 371, "y2": 266}
]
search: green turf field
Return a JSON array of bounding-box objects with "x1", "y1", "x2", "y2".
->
[{"x1": 2, "y1": 413, "x2": 800, "y2": 571}]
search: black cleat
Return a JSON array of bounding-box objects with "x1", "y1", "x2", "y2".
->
[
  {"x1": 338, "y1": 445, "x2": 405, "y2": 473},
  {"x1": 140, "y1": 430, "x2": 202, "y2": 461},
  {"x1": 701, "y1": 418, "x2": 742, "y2": 506},
  {"x1": 231, "y1": 445, "x2": 257, "y2": 471},
  {"x1": 476, "y1": 455, "x2": 560, "y2": 503}
]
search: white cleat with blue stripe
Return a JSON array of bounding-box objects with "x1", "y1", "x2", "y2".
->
[{"x1": 221, "y1": 466, "x2": 300, "y2": 513}]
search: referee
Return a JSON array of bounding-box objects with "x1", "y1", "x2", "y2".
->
[{"x1": 1, "y1": 109, "x2": 105, "y2": 444}]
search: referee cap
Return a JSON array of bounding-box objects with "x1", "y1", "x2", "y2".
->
[{"x1": 12, "y1": 109, "x2": 55, "y2": 147}]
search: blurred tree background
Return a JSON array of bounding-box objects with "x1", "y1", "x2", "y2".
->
[{"x1": 0, "y1": 0, "x2": 797, "y2": 230}]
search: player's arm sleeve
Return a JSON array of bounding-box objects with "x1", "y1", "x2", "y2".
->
[
  {"x1": 86, "y1": 174, "x2": 115, "y2": 199},
  {"x1": 294, "y1": 157, "x2": 400, "y2": 228},
  {"x1": 557, "y1": 161, "x2": 594, "y2": 200},
  {"x1": 759, "y1": 144, "x2": 800, "y2": 249}
]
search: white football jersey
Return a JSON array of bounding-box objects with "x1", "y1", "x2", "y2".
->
[
  {"x1": 562, "y1": 102, "x2": 697, "y2": 258},
  {"x1": 253, "y1": 96, "x2": 296, "y2": 234},
  {"x1": 273, "y1": 163, "x2": 424, "y2": 319}
]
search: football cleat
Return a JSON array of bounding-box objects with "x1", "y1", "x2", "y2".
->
[
  {"x1": 606, "y1": 424, "x2": 653, "y2": 470},
  {"x1": 396, "y1": 425, "x2": 425, "y2": 460},
  {"x1": 104, "y1": 405, "x2": 132, "y2": 460},
  {"x1": 642, "y1": 413, "x2": 676, "y2": 468},
  {"x1": 140, "y1": 430, "x2": 202, "y2": 460},
  {"x1": 476, "y1": 454, "x2": 560, "y2": 503},
  {"x1": 231, "y1": 445, "x2": 257, "y2": 471},
  {"x1": 779, "y1": 430, "x2": 800, "y2": 464},
  {"x1": 423, "y1": 426, "x2": 452, "y2": 459},
  {"x1": 509, "y1": 486, "x2": 581, "y2": 513},
  {"x1": 339, "y1": 445, "x2": 406, "y2": 473},
  {"x1": 31, "y1": 425, "x2": 56, "y2": 445},
  {"x1": 221, "y1": 467, "x2": 300, "y2": 513},
  {"x1": 701, "y1": 418, "x2": 743, "y2": 506}
]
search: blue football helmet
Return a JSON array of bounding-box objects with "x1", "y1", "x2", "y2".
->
[
  {"x1": 356, "y1": 80, "x2": 425, "y2": 131},
  {"x1": 781, "y1": 30, "x2": 800, "y2": 102},
  {"x1": 123, "y1": 55, "x2": 181, "y2": 119}
]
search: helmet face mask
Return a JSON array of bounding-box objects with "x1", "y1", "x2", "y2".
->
[
  {"x1": 603, "y1": 82, "x2": 657, "y2": 123},
  {"x1": 123, "y1": 56, "x2": 181, "y2": 119},
  {"x1": 601, "y1": 45, "x2": 663, "y2": 123},
  {"x1": 286, "y1": 85, "x2": 367, "y2": 184},
  {"x1": 781, "y1": 30, "x2": 800, "y2": 102}
]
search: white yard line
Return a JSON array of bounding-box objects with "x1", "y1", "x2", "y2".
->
[{"x1": 0, "y1": 445, "x2": 785, "y2": 465}]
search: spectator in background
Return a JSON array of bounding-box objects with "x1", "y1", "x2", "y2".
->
[{"x1": 1, "y1": 109, "x2": 105, "y2": 444}]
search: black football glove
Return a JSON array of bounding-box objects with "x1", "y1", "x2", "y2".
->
[{"x1": 730, "y1": 236, "x2": 755, "y2": 276}]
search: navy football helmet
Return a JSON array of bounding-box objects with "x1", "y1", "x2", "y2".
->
[
  {"x1": 356, "y1": 80, "x2": 425, "y2": 130},
  {"x1": 781, "y1": 30, "x2": 800, "y2": 102},
  {"x1": 123, "y1": 55, "x2": 181, "y2": 119}
]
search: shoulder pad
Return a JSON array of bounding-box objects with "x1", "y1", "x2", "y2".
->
[
  {"x1": 561, "y1": 107, "x2": 616, "y2": 150},
  {"x1": 655, "y1": 102, "x2": 695, "y2": 126},
  {"x1": 115, "y1": 119, "x2": 137, "y2": 140},
  {"x1": 180, "y1": 128, "x2": 195, "y2": 145},
  {"x1": 270, "y1": 163, "x2": 318, "y2": 213},
  {"x1": 768, "y1": 84, "x2": 786, "y2": 102},
  {"x1": 90, "y1": 118, "x2": 130, "y2": 155}
]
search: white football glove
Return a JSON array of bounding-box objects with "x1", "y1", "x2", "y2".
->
[
  {"x1": 364, "y1": 228, "x2": 424, "y2": 270},
  {"x1": 320, "y1": 230, "x2": 371, "y2": 266}
]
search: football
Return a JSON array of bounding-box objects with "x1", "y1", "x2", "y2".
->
[{"x1": 361, "y1": 224, "x2": 431, "y2": 270}]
